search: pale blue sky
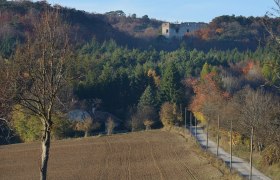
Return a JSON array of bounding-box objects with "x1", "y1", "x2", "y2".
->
[{"x1": 45, "y1": 0, "x2": 276, "y2": 23}]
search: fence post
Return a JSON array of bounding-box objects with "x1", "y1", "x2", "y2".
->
[
  {"x1": 189, "y1": 111, "x2": 192, "y2": 136},
  {"x1": 230, "y1": 119, "x2": 233, "y2": 171},
  {"x1": 195, "y1": 117, "x2": 197, "y2": 137},
  {"x1": 184, "y1": 107, "x2": 187, "y2": 129},
  {"x1": 216, "y1": 114, "x2": 220, "y2": 156},
  {"x1": 206, "y1": 122, "x2": 209, "y2": 150}
]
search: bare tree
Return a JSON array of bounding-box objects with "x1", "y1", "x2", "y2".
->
[
  {"x1": 74, "y1": 116, "x2": 94, "y2": 137},
  {"x1": 0, "y1": 58, "x2": 16, "y2": 144},
  {"x1": 143, "y1": 120, "x2": 154, "y2": 131},
  {"x1": 13, "y1": 9, "x2": 73, "y2": 180},
  {"x1": 140, "y1": 106, "x2": 156, "y2": 130},
  {"x1": 232, "y1": 87, "x2": 279, "y2": 150},
  {"x1": 201, "y1": 92, "x2": 225, "y2": 150},
  {"x1": 130, "y1": 114, "x2": 144, "y2": 132},
  {"x1": 106, "y1": 117, "x2": 115, "y2": 135},
  {"x1": 160, "y1": 102, "x2": 181, "y2": 127},
  {"x1": 265, "y1": 0, "x2": 280, "y2": 44}
]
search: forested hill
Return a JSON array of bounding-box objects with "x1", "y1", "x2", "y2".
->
[
  {"x1": 0, "y1": 0, "x2": 146, "y2": 57},
  {"x1": 1, "y1": 0, "x2": 280, "y2": 57}
]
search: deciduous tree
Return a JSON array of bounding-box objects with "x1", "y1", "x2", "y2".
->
[
  {"x1": 0, "y1": 57, "x2": 16, "y2": 144},
  {"x1": 13, "y1": 9, "x2": 73, "y2": 180}
]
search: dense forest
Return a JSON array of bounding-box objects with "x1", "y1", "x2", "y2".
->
[{"x1": 0, "y1": 0, "x2": 280, "y2": 178}]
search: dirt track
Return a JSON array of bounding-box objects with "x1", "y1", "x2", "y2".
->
[{"x1": 0, "y1": 130, "x2": 226, "y2": 180}]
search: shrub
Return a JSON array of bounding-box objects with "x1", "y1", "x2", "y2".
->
[
  {"x1": 74, "y1": 116, "x2": 93, "y2": 137},
  {"x1": 12, "y1": 105, "x2": 72, "y2": 142},
  {"x1": 143, "y1": 120, "x2": 154, "y2": 130},
  {"x1": 12, "y1": 106, "x2": 41, "y2": 142},
  {"x1": 262, "y1": 144, "x2": 280, "y2": 165},
  {"x1": 130, "y1": 114, "x2": 144, "y2": 132},
  {"x1": 51, "y1": 113, "x2": 72, "y2": 140},
  {"x1": 159, "y1": 102, "x2": 181, "y2": 127}
]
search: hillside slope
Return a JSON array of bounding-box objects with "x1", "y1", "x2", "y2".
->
[
  {"x1": 1, "y1": 0, "x2": 279, "y2": 56},
  {"x1": 0, "y1": 130, "x2": 238, "y2": 180}
]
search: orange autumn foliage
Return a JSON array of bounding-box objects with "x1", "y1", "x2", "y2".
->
[
  {"x1": 187, "y1": 72, "x2": 226, "y2": 123},
  {"x1": 242, "y1": 61, "x2": 254, "y2": 75},
  {"x1": 193, "y1": 28, "x2": 212, "y2": 40},
  {"x1": 215, "y1": 28, "x2": 223, "y2": 34}
]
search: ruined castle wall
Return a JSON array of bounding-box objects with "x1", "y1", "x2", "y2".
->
[{"x1": 162, "y1": 22, "x2": 207, "y2": 39}]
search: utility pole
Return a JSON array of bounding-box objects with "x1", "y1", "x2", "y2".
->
[
  {"x1": 230, "y1": 119, "x2": 233, "y2": 172},
  {"x1": 249, "y1": 126, "x2": 254, "y2": 180},
  {"x1": 216, "y1": 115, "x2": 220, "y2": 156}
]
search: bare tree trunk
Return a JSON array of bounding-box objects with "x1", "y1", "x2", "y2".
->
[
  {"x1": 40, "y1": 125, "x2": 51, "y2": 180},
  {"x1": 84, "y1": 131, "x2": 89, "y2": 137},
  {"x1": 145, "y1": 125, "x2": 151, "y2": 131},
  {"x1": 249, "y1": 126, "x2": 254, "y2": 180}
]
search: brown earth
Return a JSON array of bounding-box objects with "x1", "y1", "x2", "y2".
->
[{"x1": 0, "y1": 130, "x2": 232, "y2": 180}]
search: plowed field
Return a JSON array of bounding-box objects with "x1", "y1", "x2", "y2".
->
[{"x1": 0, "y1": 130, "x2": 226, "y2": 180}]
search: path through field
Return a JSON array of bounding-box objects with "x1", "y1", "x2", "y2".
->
[
  {"x1": 0, "y1": 130, "x2": 226, "y2": 180},
  {"x1": 191, "y1": 126, "x2": 271, "y2": 180}
]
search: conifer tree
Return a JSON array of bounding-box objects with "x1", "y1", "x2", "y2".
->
[
  {"x1": 160, "y1": 62, "x2": 183, "y2": 104},
  {"x1": 138, "y1": 85, "x2": 155, "y2": 109}
]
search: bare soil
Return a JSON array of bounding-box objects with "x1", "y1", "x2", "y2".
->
[{"x1": 0, "y1": 130, "x2": 228, "y2": 180}]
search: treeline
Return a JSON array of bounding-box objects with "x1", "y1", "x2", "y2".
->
[
  {"x1": 1, "y1": 0, "x2": 280, "y2": 57},
  {"x1": 73, "y1": 39, "x2": 277, "y2": 113},
  {"x1": 0, "y1": 0, "x2": 144, "y2": 58},
  {"x1": 101, "y1": 10, "x2": 162, "y2": 39},
  {"x1": 1, "y1": 36, "x2": 279, "y2": 144},
  {"x1": 183, "y1": 15, "x2": 280, "y2": 51},
  {"x1": 188, "y1": 60, "x2": 280, "y2": 167}
]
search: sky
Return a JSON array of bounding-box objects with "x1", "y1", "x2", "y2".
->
[{"x1": 44, "y1": 0, "x2": 277, "y2": 23}]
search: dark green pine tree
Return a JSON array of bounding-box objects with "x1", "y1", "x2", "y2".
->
[
  {"x1": 160, "y1": 62, "x2": 183, "y2": 104},
  {"x1": 138, "y1": 85, "x2": 155, "y2": 109}
]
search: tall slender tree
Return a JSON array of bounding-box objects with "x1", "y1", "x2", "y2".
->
[
  {"x1": 160, "y1": 62, "x2": 183, "y2": 104},
  {"x1": 13, "y1": 9, "x2": 73, "y2": 180}
]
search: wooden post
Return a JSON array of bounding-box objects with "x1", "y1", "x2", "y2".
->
[
  {"x1": 230, "y1": 119, "x2": 233, "y2": 172},
  {"x1": 184, "y1": 107, "x2": 187, "y2": 129},
  {"x1": 206, "y1": 122, "x2": 209, "y2": 150},
  {"x1": 249, "y1": 126, "x2": 254, "y2": 180},
  {"x1": 180, "y1": 104, "x2": 183, "y2": 124},
  {"x1": 195, "y1": 117, "x2": 197, "y2": 137},
  {"x1": 216, "y1": 115, "x2": 220, "y2": 156},
  {"x1": 189, "y1": 112, "x2": 192, "y2": 137}
]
